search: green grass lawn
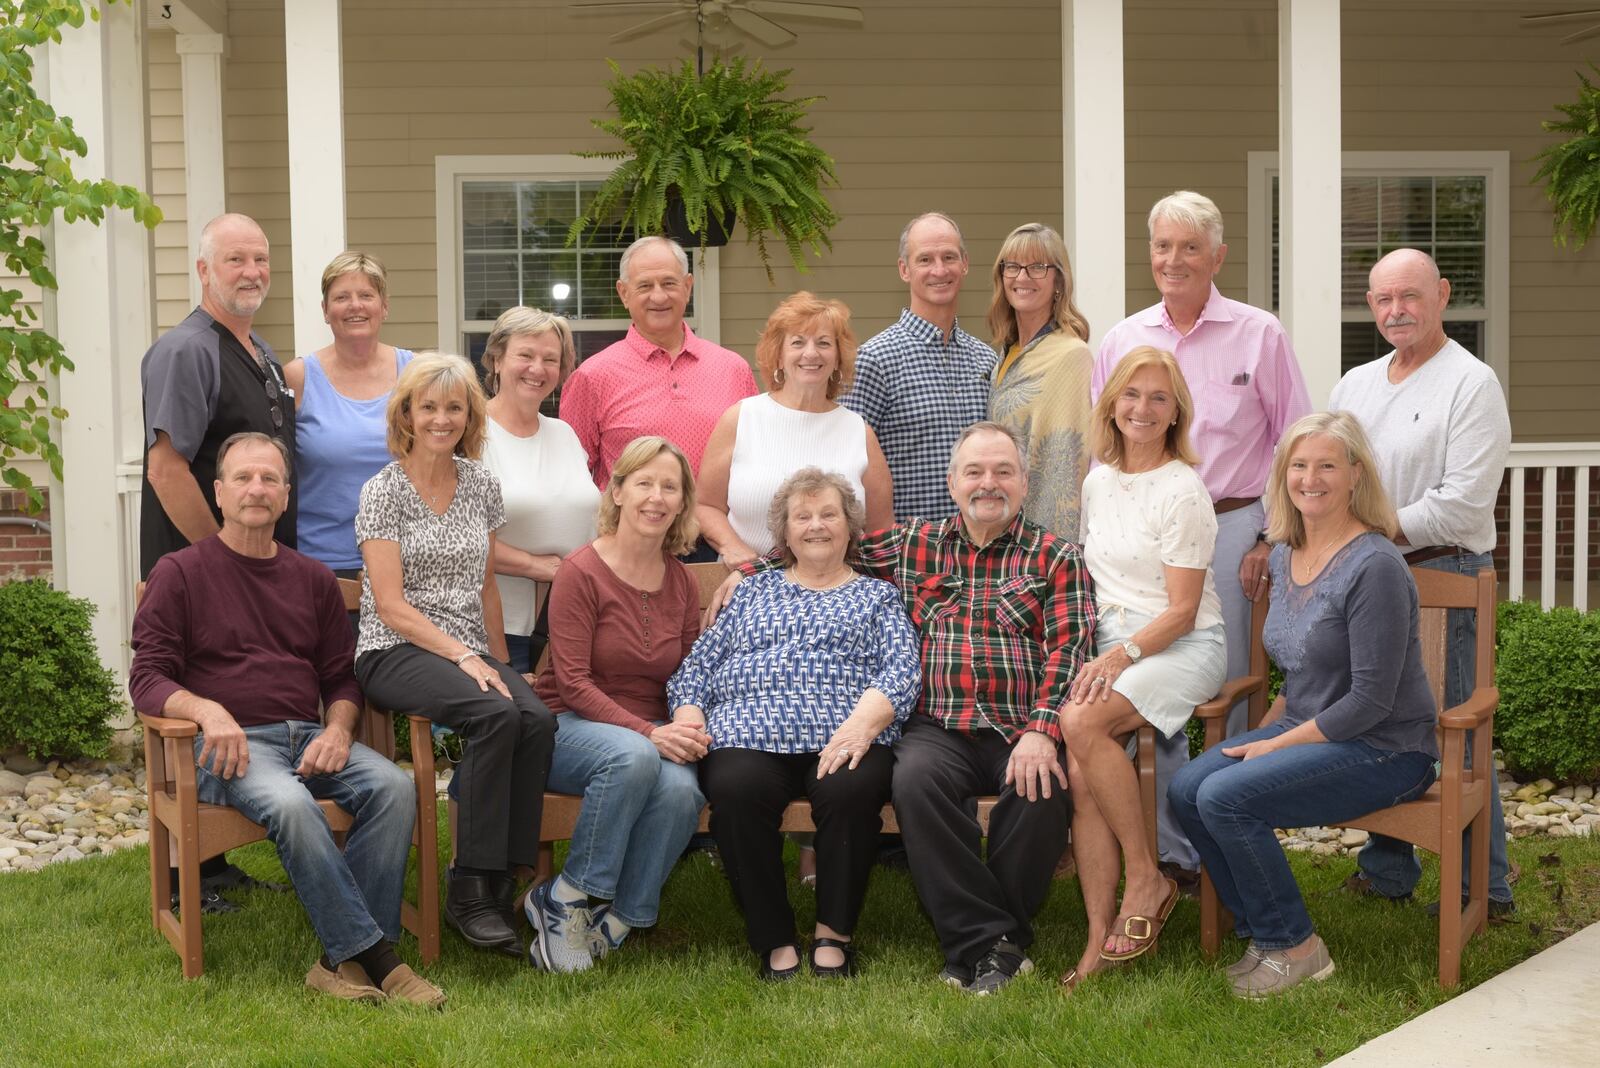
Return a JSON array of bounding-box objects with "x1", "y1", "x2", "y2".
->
[{"x1": 3, "y1": 828, "x2": 1596, "y2": 1068}]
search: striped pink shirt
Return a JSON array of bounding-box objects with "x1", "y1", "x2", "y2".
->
[
  {"x1": 1093, "y1": 285, "x2": 1311, "y2": 501},
  {"x1": 559, "y1": 323, "x2": 758, "y2": 488}
]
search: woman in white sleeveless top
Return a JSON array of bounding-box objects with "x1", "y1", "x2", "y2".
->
[{"x1": 698, "y1": 292, "x2": 893, "y2": 566}]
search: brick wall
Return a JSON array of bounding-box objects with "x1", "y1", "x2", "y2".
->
[
  {"x1": 1492, "y1": 469, "x2": 1600, "y2": 585},
  {"x1": 0, "y1": 488, "x2": 52, "y2": 581}
]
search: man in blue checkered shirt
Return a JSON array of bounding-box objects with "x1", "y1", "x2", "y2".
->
[{"x1": 842, "y1": 213, "x2": 998, "y2": 521}]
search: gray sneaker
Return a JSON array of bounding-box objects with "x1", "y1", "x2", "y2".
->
[
  {"x1": 1225, "y1": 940, "x2": 1264, "y2": 978},
  {"x1": 1231, "y1": 935, "x2": 1335, "y2": 999},
  {"x1": 525, "y1": 880, "x2": 598, "y2": 973},
  {"x1": 963, "y1": 940, "x2": 1034, "y2": 996}
]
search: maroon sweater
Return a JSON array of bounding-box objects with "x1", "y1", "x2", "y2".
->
[
  {"x1": 129, "y1": 535, "x2": 361, "y2": 727},
  {"x1": 534, "y1": 543, "x2": 700, "y2": 736}
]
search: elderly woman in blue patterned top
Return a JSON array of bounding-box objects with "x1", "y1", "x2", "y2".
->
[{"x1": 668, "y1": 468, "x2": 921, "y2": 981}]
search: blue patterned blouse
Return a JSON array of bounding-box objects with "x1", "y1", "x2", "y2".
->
[{"x1": 667, "y1": 569, "x2": 922, "y2": 754}]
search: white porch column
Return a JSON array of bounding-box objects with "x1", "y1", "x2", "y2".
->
[
  {"x1": 1278, "y1": 0, "x2": 1342, "y2": 407},
  {"x1": 283, "y1": 0, "x2": 347, "y2": 354},
  {"x1": 176, "y1": 33, "x2": 228, "y2": 307},
  {"x1": 1062, "y1": 0, "x2": 1125, "y2": 348},
  {"x1": 44, "y1": 0, "x2": 157, "y2": 678}
]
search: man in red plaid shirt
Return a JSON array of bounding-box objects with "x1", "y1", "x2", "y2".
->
[
  {"x1": 713, "y1": 422, "x2": 1095, "y2": 992},
  {"x1": 871, "y1": 422, "x2": 1095, "y2": 993}
]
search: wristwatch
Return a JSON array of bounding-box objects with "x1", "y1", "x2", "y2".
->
[{"x1": 1120, "y1": 640, "x2": 1143, "y2": 663}]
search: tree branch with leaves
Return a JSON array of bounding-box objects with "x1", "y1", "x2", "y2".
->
[{"x1": 0, "y1": 0, "x2": 162, "y2": 509}]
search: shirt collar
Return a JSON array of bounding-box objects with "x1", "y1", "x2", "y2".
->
[
  {"x1": 1152, "y1": 283, "x2": 1233, "y2": 332},
  {"x1": 897, "y1": 308, "x2": 965, "y2": 346},
  {"x1": 941, "y1": 508, "x2": 1028, "y2": 548},
  {"x1": 623, "y1": 322, "x2": 700, "y2": 363}
]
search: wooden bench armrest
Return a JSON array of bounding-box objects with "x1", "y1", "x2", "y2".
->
[
  {"x1": 1194, "y1": 674, "x2": 1266, "y2": 720},
  {"x1": 1438, "y1": 687, "x2": 1498, "y2": 732},
  {"x1": 137, "y1": 711, "x2": 198, "y2": 739}
]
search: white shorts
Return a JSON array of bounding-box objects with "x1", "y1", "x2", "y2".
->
[{"x1": 1098, "y1": 605, "x2": 1228, "y2": 739}]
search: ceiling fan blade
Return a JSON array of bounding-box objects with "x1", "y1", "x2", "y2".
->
[
  {"x1": 746, "y1": 0, "x2": 864, "y2": 26},
  {"x1": 1560, "y1": 22, "x2": 1600, "y2": 42},
  {"x1": 610, "y1": 10, "x2": 693, "y2": 41},
  {"x1": 573, "y1": 1, "x2": 685, "y2": 13},
  {"x1": 1521, "y1": 9, "x2": 1600, "y2": 23},
  {"x1": 726, "y1": 7, "x2": 796, "y2": 46}
]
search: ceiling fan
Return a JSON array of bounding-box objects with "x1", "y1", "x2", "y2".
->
[
  {"x1": 1521, "y1": 8, "x2": 1600, "y2": 45},
  {"x1": 573, "y1": 0, "x2": 865, "y2": 50}
]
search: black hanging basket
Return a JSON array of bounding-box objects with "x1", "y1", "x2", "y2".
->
[{"x1": 663, "y1": 194, "x2": 736, "y2": 248}]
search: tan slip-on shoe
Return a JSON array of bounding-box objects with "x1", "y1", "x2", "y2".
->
[
  {"x1": 1225, "y1": 941, "x2": 1265, "y2": 979},
  {"x1": 1231, "y1": 935, "x2": 1335, "y2": 999},
  {"x1": 305, "y1": 960, "x2": 384, "y2": 1003},
  {"x1": 380, "y1": 963, "x2": 447, "y2": 1009}
]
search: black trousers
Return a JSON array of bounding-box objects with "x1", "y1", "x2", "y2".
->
[
  {"x1": 890, "y1": 715, "x2": 1072, "y2": 968},
  {"x1": 357, "y1": 643, "x2": 555, "y2": 871},
  {"x1": 701, "y1": 745, "x2": 894, "y2": 956}
]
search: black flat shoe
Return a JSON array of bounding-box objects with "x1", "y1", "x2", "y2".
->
[
  {"x1": 759, "y1": 947, "x2": 801, "y2": 982},
  {"x1": 808, "y1": 937, "x2": 857, "y2": 978},
  {"x1": 446, "y1": 871, "x2": 522, "y2": 956}
]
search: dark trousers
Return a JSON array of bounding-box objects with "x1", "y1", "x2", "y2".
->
[
  {"x1": 891, "y1": 715, "x2": 1072, "y2": 968},
  {"x1": 701, "y1": 745, "x2": 894, "y2": 956},
  {"x1": 357, "y1": 643, "x2": 555, "y2": 871}
]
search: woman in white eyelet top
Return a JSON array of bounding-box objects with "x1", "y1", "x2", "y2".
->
[{"x1": 696, "y1": 292, "x2": 893, "y2": 566}]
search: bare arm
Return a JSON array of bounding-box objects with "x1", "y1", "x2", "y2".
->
[
  {"x1": 283, "y1": 357, "x2": 306, "y2": 412},
  {"x1": 694, "y1": 404, "x2": 759, "y2": 564},
  {"x1": 162, "y1": 689, "x2": 249, "y2": 780},
  {"x1": 491, "y1": 538, "x2": 562, "y2": 582},
  {"x1": 1070, "y1": 563, "x2": 1207, "y2": 705},
  {"x1": 862, "y1": 426, "x2": 894, "y2": 533},
  {"x1": 481, "y1": 532, "x2": 512, "y2": 664},
  {"x1": 146, "y1": 433, "x2": 221, "y2": 544}
]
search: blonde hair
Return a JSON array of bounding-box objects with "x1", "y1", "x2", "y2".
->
[
  {"x1": 482, "y1": 306, "x2": 577, "y2": 396},
  {"x1": 986, "y1": 223, "x2": 1090, "y2": 350},
  {"x1": 385, "y1": 353, "x2": 488, "y2": 460},
  {"x1": 1147, "y1": 190, "x2": 1225, "y2": 250},
  {"x1": 1265, "y1": 411, "x2": 1400, "y2": 547},
  {"x1": 320, "y1": 250, "x2": 389, "y2": 303},
  {"x1": 754, "y1": 292, "x2": 857, "y2": 400},
  {"x1": 596, "y1": 436, "x2": 700, "y2": 555},
  {"x1": 1089, "y1": 347, "x2": 1200, "y2": 468},
  {"x1": 765, "y1": 467, "x2": 866, "y2": 567}
]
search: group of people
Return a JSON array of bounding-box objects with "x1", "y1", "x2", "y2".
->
[{"x1": 126, "y1": 190, "x2": 1512, "y2": 1006}]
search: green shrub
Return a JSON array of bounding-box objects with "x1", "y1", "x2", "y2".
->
[
  {"x1": 0, "y1": 579, "x2": 119, "y2": 759},
  {"x1": 1494, "y1": 599, "x2": 1600, "y2": 782}
]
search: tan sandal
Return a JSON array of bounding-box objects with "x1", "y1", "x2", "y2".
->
[{"x1": 1100, "y1": 876, "x2": 1180, "y2": 962}]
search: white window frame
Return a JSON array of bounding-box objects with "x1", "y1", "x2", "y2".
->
[
  {"x1": 1246, "y1": 150, "x2": 1510, "y2": 389},
  {"x1": 434, "y1": 154, "x2": 722, "y2": 355}
]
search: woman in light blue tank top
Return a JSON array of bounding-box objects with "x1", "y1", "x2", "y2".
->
[{"x1": 284, "y1": 252, "x2": 415, "y2": 574}]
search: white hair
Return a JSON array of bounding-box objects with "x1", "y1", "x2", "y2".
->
[
  {"x1": 1147, "y1": 191, "x2": 1224, "y2": 250},
  {"x1": 197, "y1": 213, "x2": 267, "y2": 267},
  {"x1": 618, "y1": 236, "x2": 689, "y2": 284}
]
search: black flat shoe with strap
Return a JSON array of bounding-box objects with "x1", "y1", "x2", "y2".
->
[{"x1": 808, "y1": 937, "x2": 857, "y2": 978}]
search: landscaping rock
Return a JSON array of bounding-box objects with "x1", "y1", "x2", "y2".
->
[
  {"x1": 1573, "y1": 785, "x2": 1595, "y2": 804},
  {"x1": 1340, "y1": 829, "x2": 1369, "y2": 849},
  {"x1": 50, "y1": 846, "x2": 85, "y2": 864},
  {"x1": 3, "y1": 753, "x2": 45, "y2": 775},
  {"x1": 23, "y1": 777, "x2": 56, "y2": 798},
  {"x1": 0, "y1": 770, "x2": 27, "y2": 797},
  {"x1": 21, "y1": 829, "x2": 54, "y2": 843}
]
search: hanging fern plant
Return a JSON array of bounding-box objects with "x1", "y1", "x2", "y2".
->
[
  {"x1": 1533, "y1": 64, "x2": 1600, "y2": 249},
  {"x1": 568, "y1": 57, "x2": 840, "y2": 281}
]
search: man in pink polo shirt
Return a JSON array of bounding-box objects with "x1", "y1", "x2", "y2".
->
[
  {"x1": 560, "y1": 236, "x2": 758, "y2": 503},
  {"x1": 1093, "y1": 190, "x2": 1311, "y2": 878}
]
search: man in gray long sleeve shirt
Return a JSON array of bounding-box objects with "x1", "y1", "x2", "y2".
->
[{"x1": 1330, "y1": 247, "x2": 1515, "y2": 914}]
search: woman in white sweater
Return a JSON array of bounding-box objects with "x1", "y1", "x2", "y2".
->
[{"x1": 696, "y1": 292, "x2": 893, "y2": 566}]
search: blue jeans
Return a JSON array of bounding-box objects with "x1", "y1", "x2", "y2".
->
[
  {"x1": 504, "y1": 633, "x2": 533, "y2": 676},
  {"x1": 193, "y1": 721, "x2": 416, "y2": 963},
  {"x1": 1169, "y1": 722, "x2": 1436, "y2": 949},
  {"x1": 1357, "y1": 550, "x2": 1512, "y2": 904},
  {"x1": 546, "y1": 713, "x2": 705, "y2": 927}
]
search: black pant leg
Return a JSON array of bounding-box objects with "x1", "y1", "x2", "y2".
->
[
  {"x1": 490, "y1": 658, "x2": 556, "y2": 869},
  {"x1": 890, "y1": 716, "x2": 1013, "y2": 968},
  {"x1": 701, "y1": 747, "x2": 806, "y2": 956},
  {"x1": 806, "y1": 743, "x2": 894, "y2": 939},
  {"x1": 972, "y1": 729, "x2": 1072, "y2": 955}
]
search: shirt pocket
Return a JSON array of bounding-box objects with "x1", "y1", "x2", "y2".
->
[
  {"x1": 994, "y1": 575, "x2": 1045, "y2": 637},
  {"x1": 910, "y1": 574, "x2": 962, "y2": 629},
  {"x1": 1195, "y1": 382, "x2": 1261, "y2": 433}
]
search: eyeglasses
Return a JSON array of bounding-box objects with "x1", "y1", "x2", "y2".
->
[
  {"x1": 1000, "y1": 261, "x2": 1055, "y2": 279},
  {"x1": 262, "y1": 366, "x2": 285, "y2": 431}
]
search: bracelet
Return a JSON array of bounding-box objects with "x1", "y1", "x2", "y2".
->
[{"x1": 451, "y1": 651, "x2": 477, "y2": 666}]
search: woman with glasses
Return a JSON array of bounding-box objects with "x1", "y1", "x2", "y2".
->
[
  {"x1": 985, "y1": 224, "x2": 1095, "y2": 540},
  {"x1": 284, "y1": 251, "x2": 415, "y2": 578}
]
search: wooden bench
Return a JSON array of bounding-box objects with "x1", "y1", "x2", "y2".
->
[
  {"x1": 139, "y1": 578, "x2": 441, "y2": 977},
  {"x1": 1194, "y1": 566, "x2": 1498, "y2": 988}
]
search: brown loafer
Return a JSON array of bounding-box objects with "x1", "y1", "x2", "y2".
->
[
  {"x1": 380, "y1": 963, "x2": 447, "y2": 1009},
  {"x1": 305, "y1": 960, "x2": 384, "y2": 1003}
]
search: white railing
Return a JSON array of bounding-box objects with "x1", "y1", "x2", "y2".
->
[{"x1": 1506, "y1": 442, "x2": 1600, "y2": 611}]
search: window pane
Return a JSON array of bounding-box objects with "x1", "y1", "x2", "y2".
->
[
  {"x1": 1435, "y1": 245, "x2": 1485, "y2": 307},
  {"x1": 464, "y1": 251, "x2": 518, "y2": 321},
  {"x1": 523, "y1": 251, "x2": 579, "y2": 311},
  {"x1": 1444, "y1": 320, "x2": 1484, "y2": 358},
  {"x1": 580, "y1": 250, "x2": 628, "y2": 318},
  {"x1": 1342, "y1": 177, "x2": 1379, "y2": 245},
  {"x1": 1380, "y1": 177, "x2": 1433, "y2": 245},
  {"x1": 576, "y1": 330, "x2": 627, "y2": 362},
  {"x1": 1342, "y1": 246, "x2": 1379, "y2": 307},
  {"x1": 463, "y1": 183, "x2": 518, "y2": 250},
  {"x1": 1435, "y1": 178, "x2": 1486, "y2": 242},
  {"x1": 1341, "y1": 322, "x2": 1390, "y2": 375},
  {"x1": 522, "y1": 183, "x2": 578, "y2": 247}
]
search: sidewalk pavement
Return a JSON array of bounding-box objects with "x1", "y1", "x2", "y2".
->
[{"x1": 1327, "y1": 921, "x2": 1600, "y2": 1067}]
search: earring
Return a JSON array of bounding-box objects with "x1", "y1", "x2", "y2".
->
[{"x1": 773, "y1": 368, "x2": 786, "y2": 387}]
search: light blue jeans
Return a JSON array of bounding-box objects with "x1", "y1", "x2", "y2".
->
[
  {"x1": 1357, "y1": 550, "x2": 1513, "y2": 904},
  {"x1": 546, "y1": 713, "x2": 705, "y2": 928},
  {"x1": 193, "y1": 720, "x2": 416, "y2": 963},
  {"x1": 1169, "y1": 721, "x2": 1437, "y2": 949}
]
